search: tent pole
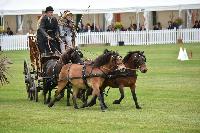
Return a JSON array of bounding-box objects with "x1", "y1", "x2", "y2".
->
[
  {"x1": 136, "y1": 11, "x2": 140, "y2": 30},
  {"x1": 2, "y1": 15, "x2": 4, "y2": 30},
  {"x1": 94, "y1": 14, "x2": 95, "y2": 32}
]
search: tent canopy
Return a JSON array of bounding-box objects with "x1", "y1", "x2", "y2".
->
[{"x1": 0, "y1": 0, "x2": 200, "y2": 15}]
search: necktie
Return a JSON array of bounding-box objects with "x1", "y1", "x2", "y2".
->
[{"x1": 48, "y1": 17, "x2": 52, "y2": 23}]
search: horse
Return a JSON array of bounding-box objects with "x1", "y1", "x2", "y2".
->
[
  {"x1": 48, "y1": 49, "x2": 126, "y2": 111},
  {"x1": 85, "y1": 51, "x2": 148, "y2": 109},
  {"x1": 42, "y1": 47, "x2": 83, "y2": 104}
]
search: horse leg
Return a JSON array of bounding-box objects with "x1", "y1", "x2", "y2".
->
[
  {"x1": 72, "y1": 88, "x2": 79, "y2": 109},
  {"x1": 130, "y1": 85, "x2": 141, "y2": 109},
  {"x1": 46, "y1": 89, "x2": 51, "y2": 104},
  {"x1": 80, "y1": 89, "x2": 87, "y2": 108},
  {"x1": 48, "y1": 81, "x2": 67, "y2": 107},
  {"x1": 43, "y1": 78, "x2": 52, "y2": 104},
  {"x1": 113, "y1": 85, "x2": 124, "y2": 104},
  {"x1": 43, "y1": 80, "x2": 48, "y2": 104},
  {"x1": 91, "y1": 86, "x2": 106, "y2": 111},
  {"x1": 66, "y1": 88, "x2": 72, "y2": 106},
  {"x1": 101, "y1": 89, "x2": 108, "y2": 108}
]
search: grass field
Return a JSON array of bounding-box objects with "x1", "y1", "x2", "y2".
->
[{"x1": 0, "y1": 44, "x2": 200, "y2": 133}]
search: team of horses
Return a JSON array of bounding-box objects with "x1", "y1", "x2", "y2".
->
[
  {"x1": 28, "y1": 36, "x2": 148, "y2": 111},
  {"x1": 43, "y1": 48, "x2": 147, "y2": 111}
]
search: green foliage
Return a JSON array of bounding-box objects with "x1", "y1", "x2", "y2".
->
[
  {"x1": 114, "y1": 22, "x2": 123, "y2": 30},
  {"x1": 0, "y1": 44, "x2": 200, "y2": 133},
  {"x1": 174, "y1": 18, "x2": 183, "y2": 26}
]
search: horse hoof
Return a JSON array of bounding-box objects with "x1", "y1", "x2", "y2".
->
[
  {"x1": 113, "y1": 100, "x2": 120, "y2": 104},
  {"x1": 103, "y1": 104, "x2": 108, "y2": 109},
  {"x1": 74, "y1": 106, "x2": 79, "y2": 109},
  {"x1": 48, "y1": 102, "x2": 54, "y2": 108},
  {"x1": 101, "y1": 106, "x2": 107, "y2": 112},
  {"x1": 80, "y1": 103, "x2": 87, "y2": 108},
  {"x1": 67, "y1": 103, "x2": 71, "y2": 106},
  {"x1": 101, "y1": 108, "x2": 107, "y2": 112},
  {"x1": 136, "y1": 106, "x2": 142, "y2": 109},
  {"x1": 88, "y1": 102, "x2": 96, "y2": 107}
]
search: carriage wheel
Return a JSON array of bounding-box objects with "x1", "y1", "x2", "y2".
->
[
  {"x1": 24, "y1": 60, "x2": 38, "y2": 101},
  {"x1": 33, "y1": 81, "x2": 38, "y2": 102},
  {"x1": 24, "y1": 60, "x2": 32, "y2": 100}
]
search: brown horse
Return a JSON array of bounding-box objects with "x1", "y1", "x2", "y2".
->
[
  {"x1": 48, "y1": 49, "x2": 125, "y2": 111},
  {"x1": 85, "y1": 51, "x2": 147, "y2": 109},
  {"x1": 42, "y1": 47, "x2": 83, "y2": 104}
]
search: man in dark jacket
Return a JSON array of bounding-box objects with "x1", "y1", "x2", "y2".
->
[{"x1": 37, "y1": 6, "x2": 61, "y2": 55}]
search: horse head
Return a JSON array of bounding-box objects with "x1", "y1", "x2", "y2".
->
[
  {"x1": 93, "y1": 49, "x2": 125, "y2": 72},
  {"x1": 60, "y1": 47, "x2": 83, "y2": 64},
  {"x1": 123, "y1": 51, "x2": 148, "y2": 73}
]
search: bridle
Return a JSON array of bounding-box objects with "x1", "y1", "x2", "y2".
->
[{"x1": 125, "y1": 53, "x2": 146, "y2": 71}]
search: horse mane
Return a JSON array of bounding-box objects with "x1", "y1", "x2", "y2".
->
[
  {"x1": 123, "y1": 51, "x2": 141, "y2": 63},
  {"x1": 60, "y1": 48, "x2": 74, "y2": 64},
  {"x1": 93, "y1": 49, "x2": 118, "y2": 67}
]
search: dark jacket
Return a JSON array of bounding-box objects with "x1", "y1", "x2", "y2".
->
[
  {"x1": 37, "y1": 15, "x2": 60, "y2": 53},
  {"x1": 37, "y1": 15, "x2": 59, "y2": 40}
]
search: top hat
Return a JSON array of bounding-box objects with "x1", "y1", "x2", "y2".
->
[{"x1": 45, "y1": 6, "x2": 54, "y2": 13}]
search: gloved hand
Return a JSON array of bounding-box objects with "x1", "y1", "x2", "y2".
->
[{"x1": 47, "y1": 35, "x2": 53, "y2": 40}]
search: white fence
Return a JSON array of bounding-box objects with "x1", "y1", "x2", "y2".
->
[
  {"x1": 0, "y1": 35, "x2": 28, "y2": 51},
  {"x1": 77, "y1": 29, "x2": 200, "y2": 45},
  {"x1": 0, "y1": 28, "x2": 200, "y2": 51}
]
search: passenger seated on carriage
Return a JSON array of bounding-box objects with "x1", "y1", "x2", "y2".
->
[
  {"x1": 37, "y1": 6, "x2": 61, "y2": 56},
  {"x1": 58, "y1": 10, "x2": 75, "y2": 53}
]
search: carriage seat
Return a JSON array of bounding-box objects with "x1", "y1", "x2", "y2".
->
[{"x1": 40, "y1": 53, "x2": 60, "y2": 65}]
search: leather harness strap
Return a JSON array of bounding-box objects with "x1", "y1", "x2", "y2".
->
[{"x1": 82, "y1": 63, "x2": 91, "y2": 89}]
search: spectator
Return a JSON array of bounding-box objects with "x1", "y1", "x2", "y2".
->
[
  {"x1": 84, "y1": 23, "x2": 91, "y2": 32},
  {"x1": 128, "y1": 24, "x2": 134, "y2": 31},
  {"x1": 27, "y1": 28, "x2": 34, "y2": 36},
  {"x1": 153, "y1": 24, "x2": 159, "y2": 30},
  {"x1": 173, "y1": 22, "x2": 179, "y2": 29},
  {"x1": 157, "y1": 22, "x2": 162, "y2": 30},
  {"x1": 139, "y1": 25, "x2": 146, "y2": 31},
  {"x1": 132, "y1": 24, "x2": 137, "y2": 31},
  {"x1": 6, "y1": 27, "x2": 13, "y2": 35},
  {"x1": 193, "y1": 20, "x2": 200, "y2": 28},
  {"x1": 167, "y1": 21, "x2": 174, "y2": 29}
]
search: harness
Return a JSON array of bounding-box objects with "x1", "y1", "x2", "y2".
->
[
  {"x1": 107, "y1": 69, "x2": 137, "y2": 79},
  {"x1": 63, "y1": 63, "x2": 107, "y2": 88},
  {"x1": 82, "y1": 63, "x2": 90, "y2": 89}
]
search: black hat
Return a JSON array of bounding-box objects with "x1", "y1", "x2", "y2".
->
[{"x1": 45, "y1": 6, "x2": 54, "y2": 13}]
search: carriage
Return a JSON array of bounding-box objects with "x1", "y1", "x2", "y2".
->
[
  {"x1": 23, "y1": 35, "x2": 60, "y2": 102},
  {"x1": 24, "y1": 10, "x2": 147, "y2": 111}
]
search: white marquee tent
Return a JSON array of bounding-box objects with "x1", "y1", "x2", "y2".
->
[{"x1": 0, "y1": 0, "x2": 200, "y2": 15}]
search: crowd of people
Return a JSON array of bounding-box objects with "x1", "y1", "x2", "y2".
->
[
  {"x1": 77, "y1": 19, "x2": 200, "y2": 33},
  {"x1": 0, "y1": 27, "x2": 14, "y2": 35},
  {"x1": 193, "y1": 20, "x2": 200, "y2": 28}
]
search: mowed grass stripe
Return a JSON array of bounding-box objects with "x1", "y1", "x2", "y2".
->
[{"x1": 0, "y1": 44, "x2": 200, "y2": 133}]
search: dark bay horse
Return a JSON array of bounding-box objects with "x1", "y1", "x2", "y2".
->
[
  {"x1": 42, "y1": 47, "x2": 83, "y2": 104},
  {"x1": 48, "y1": 49, "x2": 125, "y2": 111},
  {"x1": 86, "y1": 51, "x2": 147, "y2": 109}
]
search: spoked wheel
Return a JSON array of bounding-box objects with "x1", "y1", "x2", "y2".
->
[{"x1": 23, "y1": 60, "x2": 38, "y2": 102}]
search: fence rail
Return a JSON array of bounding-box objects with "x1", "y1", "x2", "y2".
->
[{"x1": 0, "y1": 29, "x2": 200, "y2": 51}]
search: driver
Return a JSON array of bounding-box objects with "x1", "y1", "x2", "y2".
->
[{"x1": 37, "y1": 6, "x2": 61, "y2": 55}]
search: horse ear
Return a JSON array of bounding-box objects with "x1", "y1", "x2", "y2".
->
[
  {"x1": 103, "y1": 49, "x2": 109, "y2": 54},
  {"x1": 141, "y1": 51, "x2": 144, "y2": 54}
]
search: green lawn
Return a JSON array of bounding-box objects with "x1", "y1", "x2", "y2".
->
[{"x1": 0, "y1": 44, "x2": 200, "y2": 133}]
